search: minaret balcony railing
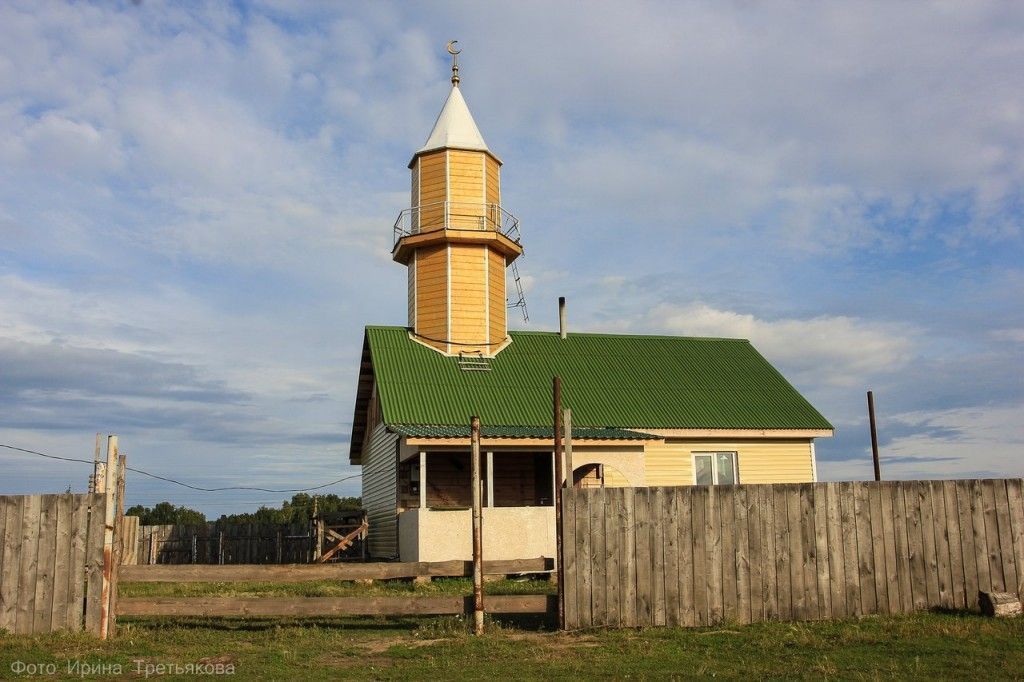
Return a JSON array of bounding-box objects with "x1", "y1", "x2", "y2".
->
[{"x1": 393, "y1": 201, "x2": 521, "y2": 248}]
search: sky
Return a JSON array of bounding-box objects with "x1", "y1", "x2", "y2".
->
[{"x1": 1, "y1": 1, "x2": 1021, "y2": 517}]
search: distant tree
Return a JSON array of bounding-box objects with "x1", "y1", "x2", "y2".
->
[
  {"x1": 125, "y1": 501, "x2": 206, "y2": 525},
  {"x1": 216, "y1": 494, "x2": 361, "y2": 524}
]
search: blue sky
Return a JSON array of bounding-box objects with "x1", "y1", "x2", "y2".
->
[{"x1": 1, "y1": 1, "x2": 1021, "y2": 516}]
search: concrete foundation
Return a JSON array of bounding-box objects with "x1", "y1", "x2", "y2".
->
[{"x1": 398, "y1": 506, "x2": 556, "y2": 563}]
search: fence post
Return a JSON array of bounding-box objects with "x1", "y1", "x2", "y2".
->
[
  {"x1": 564, "y1": 408, "x2": 573, "y2": 482},
  {"x1": 99, "y1": 435, "x2": 117, "y2": 639},
  {"x1": 315, "y1": 520, "x2": 324, "y2": 563},
  {"x1": 106, "y1": 453, "x2": 126, "y2": 637},
  {"x1": 218, "y1": 530, "x2": 224, "y2": 565},
  {"x1": 191, "y1": 534, "x2": 197, "y2": 564},
  {"x1": 92, "y1": 433, "x2": 104, "y2": 494},
  {"x1": 471, "y1": 416, "x2": 484, "y2": 635},
  {"x1": 553, "y1": 377, "x2": 566, "y2": 630},
  {"x1": 276, "y1": 529, "x2": 283, "y2": 564}
]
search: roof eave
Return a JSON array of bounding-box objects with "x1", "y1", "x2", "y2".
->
[
  {"x1": 408, "y1": 146, "x2": 503, "y2": 169},
  {"x1": 347, "y1": 331, "x2": 376, "y2": 465}
]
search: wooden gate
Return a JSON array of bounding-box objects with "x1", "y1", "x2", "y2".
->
[
  {"x1": 561, "y1": 480, "x2": 1024, "y2": 629},
  {"x1": 0, "y1": 494, "x2": 109, "y2": 635}
]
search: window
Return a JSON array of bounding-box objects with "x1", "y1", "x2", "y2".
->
[{"x1": 693, "y1": 452, "x2": 738, "y2": 486}]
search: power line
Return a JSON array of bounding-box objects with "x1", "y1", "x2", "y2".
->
[
  {"x1": 0, "y1": 443, "x2": 361, "y2": 494},
  {"x1": 0, "y1": 443, "x2": 94, "y2": 465}
]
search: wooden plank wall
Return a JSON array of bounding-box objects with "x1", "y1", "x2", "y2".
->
[
  {"x1": 120, "y1": 515, "x2": 140, "y2": 566},
  {"x1": 562, "y1": 480, "x2": 1024, "y2": 629},
  {"x1": 0, "y1": 493, "x2": 107, "y2": 635},
  {"x1": 134, "y1": 518, "x2": 366, "y2": 565}
]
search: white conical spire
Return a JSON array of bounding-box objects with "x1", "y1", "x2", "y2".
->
[{"x1": 416, "y1": 85, "x2": 490, "y2": 155}]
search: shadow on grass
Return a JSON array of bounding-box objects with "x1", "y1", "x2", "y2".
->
[{"x1": 928, "y1": 606, "x2": 985, "y2": 618}]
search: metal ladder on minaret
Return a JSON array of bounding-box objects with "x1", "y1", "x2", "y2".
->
[{"x1": 508, "y1": 260, "x2": 529, "y2": 322}]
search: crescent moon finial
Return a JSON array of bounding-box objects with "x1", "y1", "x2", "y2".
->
[{"x1": 446, "y1": 40, "x2": 461, "y2": 86}]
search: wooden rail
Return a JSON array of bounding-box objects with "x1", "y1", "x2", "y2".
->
[
  {"x1": 118, "y1": 595, "x2": 556, "y2": 617},
  {"x1": 121, "y1": 557, "x2": 553, "y2": 583},
  {"x1": 562, "y1": 480, "x2": 1024, "y2": 629}
]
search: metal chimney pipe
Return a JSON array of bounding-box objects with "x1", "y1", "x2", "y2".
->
[{"x1": 559, "y1": 297, "x2": 567, "y2": 339}]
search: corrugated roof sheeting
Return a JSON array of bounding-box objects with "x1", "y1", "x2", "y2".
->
[
  {"x1": 390, "y1": 424, "x2": 657, "y2": 440},
  {"x1": 367, "y1": 326, "x2": 833, "y2": 431}
]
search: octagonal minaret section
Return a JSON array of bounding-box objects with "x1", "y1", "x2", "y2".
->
[{"x1": 392, "y1": 65, "x2": 523, "y2": 357}]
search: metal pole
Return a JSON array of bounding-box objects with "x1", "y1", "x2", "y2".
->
[
  {"x1": 867, "y1": 391, "x2": 881, "y2": 481},
  {"x1": 553, "y1": 376, "x2": 565, "y2": 630},
  {"x1": 559, "y1": 297, "x2": 567, "y2": 339},
  {"x1": 470, "y1": 415, "x2": 484, "y2": 635}
]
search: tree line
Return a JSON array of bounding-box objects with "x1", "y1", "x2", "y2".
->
[{"x1": 125, "y1": 493, "x2": 361, "y2": 525}]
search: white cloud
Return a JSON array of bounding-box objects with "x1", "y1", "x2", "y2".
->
[
  {"x1": 1, "y1": 1, "x2": 1022, "y2": 513},
  {"x1": 823, "y1": 404, "x2": 1024, "y2": 481},
  {"x1": 992, "y1": 328, "x2": 1024, "y2": 344},
  {"x1": 617, "y1": 302, "x2": 915, "y2": 389}
]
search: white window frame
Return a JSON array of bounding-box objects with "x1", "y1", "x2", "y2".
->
[{"x1": 692, "y1": 451, "x2": 739, "y2": 486}]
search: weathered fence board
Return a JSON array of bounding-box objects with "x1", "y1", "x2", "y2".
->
[
  {"x1": 118, "y1": 594, "x2": 556, "y2": 618},
  {"x1": 121, "y1": 557, "x2": 553, "y2": 583},
  {"x1": 562, "y1": 479, "x2": 1024, "y2": 629},
  {"x1": 0, "y1": 494, "x2": 107, "y2": 636},
  {"x1": 130, "y1": 514, "x2": 366, "y2": 566}
]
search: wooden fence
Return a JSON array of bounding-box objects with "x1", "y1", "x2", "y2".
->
[
  {"x1": 0, "y1": 494, "x2": 109, "y2": 635},
  {"x1": 132, "y1": 521, "x2": 314, "y2": 565},
  {"x1": 129, "y1": 513, "x2": 366, "y2": 565},
  {"x1": 561, "y1": 480, "x2": 1024, "y2": 629}
]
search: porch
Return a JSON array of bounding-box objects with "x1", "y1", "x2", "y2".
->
[
  {"x1": 396, "y1": 449, "x2": 555, "y2": 562},
  {"x1": 395, "y1": 449, "x2": 636, "y2": 562}
]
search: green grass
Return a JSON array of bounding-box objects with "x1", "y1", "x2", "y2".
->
[
  {"x1": 118, "y1": 577, "x2": 556, "y2": 598},
  {"x1": 2, "y1": 611, "x2": 1023, "y2": 680}
]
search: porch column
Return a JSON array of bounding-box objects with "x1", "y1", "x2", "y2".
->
[
  {"x1": 418, "y1": 451, "x2": 427, "y2": 509},
  {"x1": 551, "y1": 451, "x2": 557, "y2": 503},
  {"x1": 486, "y1": 451, "x2": 494, "y2": 508}
]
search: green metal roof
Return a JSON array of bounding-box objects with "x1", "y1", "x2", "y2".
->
[
  {"x1": 363, "y1": 326, "x2": 832, "y2": 432},
  {"x1": 390, "y1": 424, "x2": 659, "y2": 440}
]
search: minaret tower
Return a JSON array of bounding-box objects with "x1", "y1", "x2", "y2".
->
[{"x1": 392, "y1": 42, "x2": 523, "y2": 357}]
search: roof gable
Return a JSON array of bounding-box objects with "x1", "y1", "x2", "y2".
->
[{"x1": 355, "y1": 327, "x2": 832, "y2": 446}]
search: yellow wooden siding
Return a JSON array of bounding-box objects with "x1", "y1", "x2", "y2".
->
[
  {"x1": 485, "y1": 157, "x2": 500, "y2": 205},
  {"x1": 448, "y1": 243, "x2": 488, "y2": 352},
  {"x1": 488, "y1": 249, "x2": 506, "y2": 346},
  {"x1": 447, "y1": 150, "x2": 485, "y2": 230},
  {"x1": 417, "y1": 152, "x2": 447, "y2": 229},
  {"x1": 414, "y1": 245, "x2": 447, "y2": 350},
  {"x1": 643, "y1": 439, "x2": 814, "y2": 485},
  {"x1": 603, "y1": 465, "x2": 630, "y2": 488}
]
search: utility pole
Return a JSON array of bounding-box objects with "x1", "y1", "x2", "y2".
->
[{"x1": 867, "y1": 391, "x2": 881, "y2": 481}]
